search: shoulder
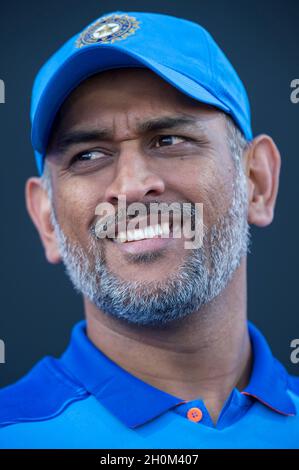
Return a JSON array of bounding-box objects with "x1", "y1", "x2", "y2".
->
[
  {"x1": 0, "y1": 356, "x2": 88, "y2": 428},
  {"x1": 288, "y1": 373, "x2": 299, "y2": 399}
]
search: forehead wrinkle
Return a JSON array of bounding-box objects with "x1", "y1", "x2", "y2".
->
[
  {"x1": 106, "y1": 112, "x2": 208, "y2": 138},
  {"x1": 110, "y1": 111, "x2": 134, "y2": 141}
]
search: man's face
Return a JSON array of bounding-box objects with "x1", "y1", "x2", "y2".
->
[{"x1": 45, "y1": 67, "x2": 249, "y2": 326}]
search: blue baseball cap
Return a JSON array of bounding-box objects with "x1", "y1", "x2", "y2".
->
[{"x1": 30, "y1": 11, "x2": 252, "y2": 174}]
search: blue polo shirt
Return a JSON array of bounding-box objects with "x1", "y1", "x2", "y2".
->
[{"x1": 0, "y1": 321, "x2": 298, "y2": 448}]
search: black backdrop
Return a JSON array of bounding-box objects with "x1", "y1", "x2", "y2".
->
[{"x1": 0, "y1": 0, "x2": 299, "y2": 387}]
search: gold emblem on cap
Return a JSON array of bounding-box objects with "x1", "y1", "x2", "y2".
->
[{"x1": 76, "y1": 14, "x2": 140, "y2": 48}]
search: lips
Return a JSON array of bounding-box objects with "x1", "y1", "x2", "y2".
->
[
  {"x1": 113, "y1": 232, "x2": 176, "y2": 254},
  {"x1": 95, "y1": 213, "x2": 181, "y2": 242}
]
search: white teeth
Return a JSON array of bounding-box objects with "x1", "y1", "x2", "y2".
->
[
  {"x1": 161, "y1": 223, "x2": 170, "y2": 236},
  {"x1": 127, "y1": 230, "x2": 136, "y2": 241},
  {"x1": 133, "y1": 229, "x2": 144, "y2": 240},
  {"x1": 113, "y1": 223, "x2": 172, "y2": 243},
  {"x1": 147, "y1": 226, "x2": 155, "y2": 238},
  {"x1": 153, "y1": 225, "x2": 159, "y2": 236},
  {"x1": 117, "y1": 232, "x2": 127, "y2": 243}
]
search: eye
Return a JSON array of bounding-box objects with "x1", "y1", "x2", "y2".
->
[
  {"x1": 76, "y1": 150, "x2": 105, "y2": 161},
  {"x1": 153, "y1": 135, "x2": 187, "y2": 148}
]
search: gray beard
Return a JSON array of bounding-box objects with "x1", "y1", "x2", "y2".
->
[{"x1": 50, "y1": 167, "x2": 250, "y2": 327}]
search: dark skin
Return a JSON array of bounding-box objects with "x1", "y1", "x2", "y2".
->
[{"x1": 25, "y1": 68, "x2": 281, "y2": 424}]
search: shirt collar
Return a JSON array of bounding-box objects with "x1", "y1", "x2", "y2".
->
[
  {"x1": 60, "y1": 320, "x2": 296, "y2": 428},
  {"x1": 242, "y1": 322, "x2": 296, "y2": 416},
  {"x1": 60, "y1": 321, "x2": 184, "y2": 428}
]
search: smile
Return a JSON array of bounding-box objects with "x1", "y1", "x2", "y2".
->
[
  {"x1": 113, "y1": 222, "x2": 171, "y2": 243},
  {"x1": 108, "y1": 220, "x2": 181, "y2": 255}
]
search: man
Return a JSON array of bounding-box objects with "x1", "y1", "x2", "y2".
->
[{"x1": 0, "y1": 10, "x2": 298, "y2": 449}]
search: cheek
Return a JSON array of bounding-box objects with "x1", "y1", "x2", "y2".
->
[
  {"x1": 171, "y1": 160, "x2": 234, "y2": 227},
  {"x1": 54, "y1": 180, "x2": 103, "y2": 241}
]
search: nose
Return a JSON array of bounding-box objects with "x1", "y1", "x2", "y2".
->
[{"x1": 104, "y1": 147, "x2": 166, "y2": 205}]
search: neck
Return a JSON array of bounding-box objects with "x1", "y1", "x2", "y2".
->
[{"x1": 85, "y1": 257, "x2": 251, "y2": 424}]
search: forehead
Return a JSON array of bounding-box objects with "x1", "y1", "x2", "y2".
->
[
  {"x1": 54, "y1": 68, "x2": 221, "y2": 126},
  {"x1": 64, "y1": 67, "x2": 197, "y2": 107},
  {"x1": 46, "y1": 68, "x2": 226, "y2": 153}
]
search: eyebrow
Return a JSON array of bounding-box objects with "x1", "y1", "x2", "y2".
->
[{"x1": 50, "y1": 114, "x2": 205, "y2": 154}]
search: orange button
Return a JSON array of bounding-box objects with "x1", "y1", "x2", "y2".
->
[{"x1": 187, "y1": 407, "x2": 203, "y2": 423}]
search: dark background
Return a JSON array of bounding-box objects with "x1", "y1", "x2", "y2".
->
[{"x1": 0, "y1": 0, "x2": 298, "y2": 388}]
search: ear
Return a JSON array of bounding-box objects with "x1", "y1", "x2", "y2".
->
[
  {"x1": 25, "y1": 176, "x2": 61, "y2": 264},
  {"x1": 245, "y1": 135, "x2": 281, "y2": 227}
]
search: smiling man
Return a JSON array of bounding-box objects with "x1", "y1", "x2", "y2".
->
[{"x1": 0, "y1": 11, "x2": 298, "y2": 449}]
